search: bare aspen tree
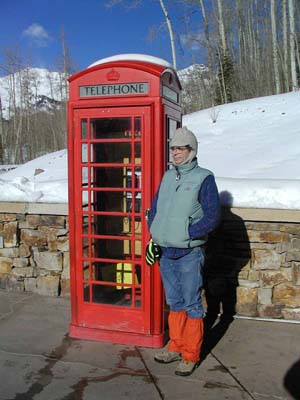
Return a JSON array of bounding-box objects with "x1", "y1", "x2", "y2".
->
[
  {"x1": 158, "y1": 0, "x2": 177, "y2": 69},
  {"x1": 215, "y1": 0, "x2": 231, "y2": 104},
  {"x1": 105, "y1": 0, "x2": 177, "y2": 69},
  {"x1": 216, "y1": 0, "x2": 226, "y2": 52},
  {"x1": 288, "y1": 0, "x2": 298, "y2": 89},
  {"x1": 282, "y1": 0, "x2": 290, "y2": 91},
  {"x1": 198, "y1": 0, "x2": 216, "y2": 102},
  {"x1": 271, "y1": 0, "x2": 280, "y2": 94}
]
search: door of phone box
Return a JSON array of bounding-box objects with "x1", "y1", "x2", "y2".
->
[{"x1": 67, "y1": 56, "x2": 182, "y2": 347}]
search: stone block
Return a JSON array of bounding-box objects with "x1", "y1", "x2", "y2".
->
[
  {"x1": 0, "y1": 214, "x2": 17, "y2": 222},
  {"x1": 236, "y1": 287, "x2": 258, "y2": 316},
  {"x1": 248, "y1": 231, "x2": 289, "y2": 243},
  {"x1": 18, "y1": 244, "x2": 31, "y2": 257},
  {"x1": 21, "y1": 229, "x2": 48, "y2": 248},
  {"x1": 18, "y1": 221, "x2": 30, "y2": 229},
  {"x1": 292, "y1": 238, "x2": 300, "y2": 249},
  {"x1": 248, "y1": 269, "x2": 260, "y2": 281},
  {"x1": 38, "y1": 226, "x2": 68, "y2": 236},
  {"x1": 250, "y1": 243, "x2": 275, "y2": 250},
  {"x1": 276, "y1": 242, "x2": 292, "y2": 253},
  {"x1": 292, "y1": 262, "x2": 300, "y2": 285},
  {"x1": 24, "y1": 277, "x2": 37, "y2": 292},
  {"x1": 253, "y1": 249, "x2": 282, "y2": 270},
  {"x1": 286, "y1": 250, "x2": 300, "y2": 262},
  {"x1": 40, "y1": 215, "x2": 65, "y2": 228},
  {"x1": 273, "y1": 283, "x2": 300, "y2": 307},
  {"x1": 0, "y1": 247, "x2": 19, "y2": 257},
  {"x1": 238, "y1": 279, "x2": 260, "y2": 288},
  {"x1": 61, "y1": 252, "x2": 70, "y2": 279},
  {"x1": 47, "y1": 234, "x2": 58, "y2": 252},
  {"x1": 5, "y1": 275, "x2": 25, "y2": 292},
  {"x1": 238, "y1": 269, "x2": 249, "y2": 279},
  {"x1": 36, "y1": 275, "x2": 60, "y2": 296},
  {"x1": 16, "y1": 214, "x2": 26, "y2": 221},
  {"x1": 0, "y1": 257, "x2": 14, "y2": 273},
  {"x1": 13, "y1": 257, "x2": 29, "y2": 268},
  {"x1": 4, "y1": 221, "x2": 18, "y2": 247},
  {"x1": 246, "y1": 223, "x2": 280, "y2": 231},
  {"x1": 258, "y1": 288, "x2": 272, "y2": 305},
  {"x1": 57, "y1": 237, "x2": 69, "y2": 252},
  {"x1": 279, "y1": 225, "x2": 300, "y2": 234},
  {"x1": 60, "y1": 278, "x2": 70, "y2": 297},
  {"x1": 34, "y1": 251, "x2": 63, "y2": 271},
  {"x1": 260, "y1": 269, "x2": 292, "y2": 288},
  {"x1": 282, "y1": 308, "x2": 300, "y2": 320},
  {"x1": 26, "y1": 215, "x2": 41, "y2": 228},
  {"x1": 258, "y1": 304, "x2": 283, "y2": 318},
  {"x1": 12, "y1": 267, "x2": 34, "y2": 277}
]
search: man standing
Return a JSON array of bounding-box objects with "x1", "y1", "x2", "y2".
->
[{"x1": 147, "y1": 127, "x2": 220, "y2": 376}]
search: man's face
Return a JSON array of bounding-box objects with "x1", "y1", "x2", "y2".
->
[{"x1": 171, "y1": 146, "x2": 191, "y2": 165}]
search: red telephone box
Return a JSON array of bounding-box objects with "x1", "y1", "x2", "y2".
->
[{"x1": 67, "y1": 54, "x2": 182, "y2": 347}]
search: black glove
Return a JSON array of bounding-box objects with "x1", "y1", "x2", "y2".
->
[{"x1": 145, "y1": 239, "x2": 161, "y2": 266}]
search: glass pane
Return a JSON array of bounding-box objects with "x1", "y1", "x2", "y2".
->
[
  {"x1": 92, "y1": 167, "x2": 124, "y2": 188},
  {"x1": 82, "y1": 167, "x2": 88, "y2": 186},
  {"x1": 83, "y1": 261, "x2": 89, "y2": 280},
  {"x1": 91, "y1": 191, "x2": 126, "y2": 213},
  {"x1": 82, "y1": 190, "x2": 88, "y2": 207},
  {"x1": 83, "y1": 283, "x2": 90, "y2": 301},
  {"x1": 123, "y1": 218, "x2": 142, "y2": 237},
  {"x1": 134, "y1": 143, "x2": 141, "y2": 159},
  {"x1": 90, "y1": 142, "x2": 131, "y2": 163},
  {"x1": 81, "y1": 119, "x2": 87, "y2": 139},
  {"x1": 134, "y1": 117, "x2": 141, "y2": 138},
  {"x1": 124, "y1": 239, "x2": 141, "y2": 257},
  {"x1": 92, "y1": 284, "x2": 132, "y2": 306},
  {"x1": 91, "y1": 261, "x2": 141, "y2": 285},
  {"x1": 91, "y1": 118, "x2": 131, "y2": 139},
  {"x1": 90, "y1": 215, "x2": 131, "y2": 236},
  {"x1": 82, "y1": 143, "x2": 88, "y2": 163},
  {"x1": 91, "y1": 238, "x2": 128, "y2": 260}
]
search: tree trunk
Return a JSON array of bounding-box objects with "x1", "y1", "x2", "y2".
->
[
  {"x1": 271, "y1": 0, "x2": 280, "y2": 94},
  {"x1": 282, "y1": 0, "x2": 290, "y2": 91},
  {"x1": 158, "y1": 0, "x2": 177, "y2": 69},
  {"x1": 288, "y1": 0, "x2": 298, "y2": 89}
]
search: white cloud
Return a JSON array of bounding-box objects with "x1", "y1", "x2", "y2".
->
[{"x1": 22, "y1": 23, "x2": 51, "y2": 47}]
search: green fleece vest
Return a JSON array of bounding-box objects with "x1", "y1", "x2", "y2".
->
[{"x1": 150, "y1": 160, "x2": 212, "y2": 248}]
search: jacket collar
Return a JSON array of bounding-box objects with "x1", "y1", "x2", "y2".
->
[{"x1": 173, "y1": 159, "x2": 198, "y2": 180}]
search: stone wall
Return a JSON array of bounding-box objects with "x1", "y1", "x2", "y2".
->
[
  {"x1": 204, "y1": 208, "x2": 300, "y2": 321},
  {"x1": 0, "y1": 203, "x2": 69, "y2": 296},
  {"x1": 0, "y1": 203, "x2": 299, "y2": 321}
]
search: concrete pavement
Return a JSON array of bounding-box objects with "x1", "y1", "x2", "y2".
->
[{"x1": 0, "y1": 289, "x2": 299, "y2": 400}]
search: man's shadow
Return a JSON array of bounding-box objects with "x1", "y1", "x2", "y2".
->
[
  {"x1": 283, "y1": 359, "x2": 300, "y2": 399},
  {"x1": 200, "y1": 191, "x2": 251, "y2": 362}
]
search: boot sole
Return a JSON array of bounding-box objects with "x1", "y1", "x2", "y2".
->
[
  {"x1": 174, "y1": 362, "x2": 199, "y2": 376},
  {"x1": 154, "y1": 356, "x2": 181, "y2": 364}
]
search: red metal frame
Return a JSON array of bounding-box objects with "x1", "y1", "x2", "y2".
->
[{"x1": 68, "y1": 58, "x2": 182, "y2": 347}]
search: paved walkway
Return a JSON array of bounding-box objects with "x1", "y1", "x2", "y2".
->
[{"x1": 0, "y1": 290, "x2": 299, "y2": 400}]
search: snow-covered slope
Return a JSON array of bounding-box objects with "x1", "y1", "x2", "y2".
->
[{"x1": 0, "y1": 91, "x2": 300, "y2": 209}]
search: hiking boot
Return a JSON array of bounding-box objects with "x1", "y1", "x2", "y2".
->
[
  {"x1": 175, "y1": 360, "x2": 198, "y2": 376},
  {"x1": 154, "y1": 349, "x2": 181, "y2": 364}
]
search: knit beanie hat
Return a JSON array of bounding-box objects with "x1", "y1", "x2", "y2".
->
[{"x1": 170, "y1": 127, "x2": 198, "y2": 164}]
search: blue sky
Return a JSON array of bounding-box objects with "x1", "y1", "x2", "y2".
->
[{"x1": 0, "y1": 0, "x2": 197, "y2": 75}]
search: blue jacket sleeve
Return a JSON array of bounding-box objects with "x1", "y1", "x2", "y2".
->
[{"x1": 188, "y1": 175, "x2": 221, "y2": 239}]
